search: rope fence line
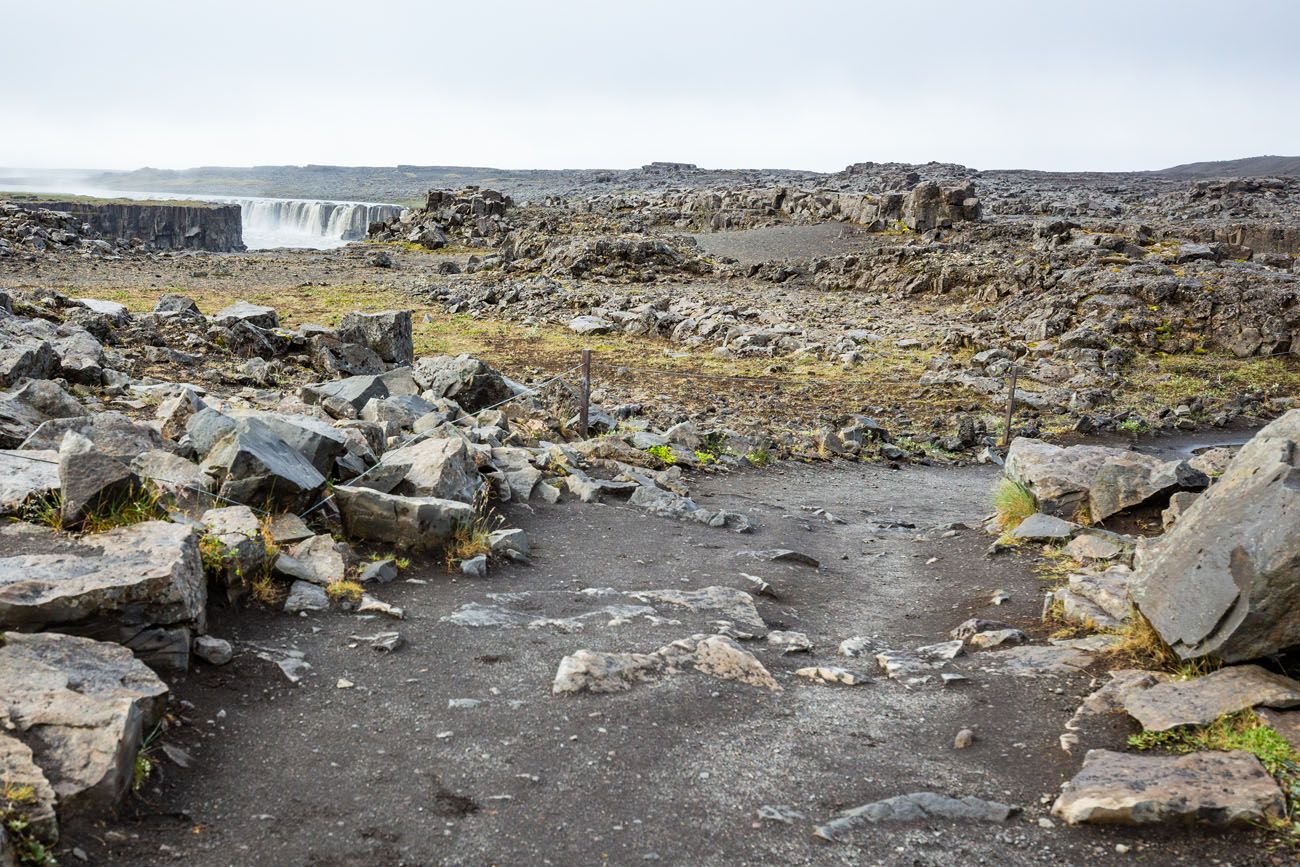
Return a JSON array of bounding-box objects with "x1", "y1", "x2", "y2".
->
[{"x1": 7, "y1": 342, "x2": 1293, "y2": 526}]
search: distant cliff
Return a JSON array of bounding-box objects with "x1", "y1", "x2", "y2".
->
[{"x1": 33, "y1": 200, "x2": 244, "y2": 251}]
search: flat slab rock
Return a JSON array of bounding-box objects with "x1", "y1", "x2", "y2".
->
[
  {"x1": 0, "y1": 520, "x2": 206, "y2": 632},
  {"x1": 1052, "y1": 749, "x2": 1285, "y2": 826},
  {"x1": 814, "y1": 792, "x2": 1016, "y2": 840},
  {"x1": 1123, "y1": 664, "x2": 1300, "y2": 732},
  {"x1": 553, "y1": 633, "x2": 779, "y2": 694}
]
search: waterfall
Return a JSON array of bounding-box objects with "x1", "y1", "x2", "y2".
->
[{"x1": 228, "y1": 198, "x2": 404, "y2": 249}]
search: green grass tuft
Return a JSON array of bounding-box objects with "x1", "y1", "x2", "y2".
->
[{"x1": 992, "y1": 478, "x2": 1036, "y2": 530}]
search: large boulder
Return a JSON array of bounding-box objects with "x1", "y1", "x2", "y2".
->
[
  {"x1": 337, "y1": 310, "x2": 413, "y2": 366},
  {"x1": 0, "y1": 522, "x2": 205, "y2": 670},
  {"x1": 379, "y1": 435, "x2": 480, "y2": 503},
  {"x1": 199, "y1": 418, "x2": 326, "y2": 511},
  {"x1": 1005, "y1": 438, "x2": 1205, "y2": 521},
  {"x1": 0, "y1": 632, "x2": 168, "y2": 820},
  {"x1": 333, "y1": 485, "x2": 473, "y2": 550},
  {"x1": 412, "y1": 355, "x2": 512, "y2": 412},
  {"x1": 1133, "y1": 410, "x2": 1300, "y2": 661}
]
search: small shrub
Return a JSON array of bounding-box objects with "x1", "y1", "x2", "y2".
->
[
  {"x1": 1, "y1": 781, "x2": 49, "y2": 866},
  {"x1": 443, "y1": 490, "x2": 500, "y2": 571},
  {"x1": 646, "y1": 444, "x2": 677, "y2": 466},
  {"x1": 693, "y1": 450, "x2": 717, "y2": 465},
  {"x1": 1117, "y1": 417, "x2": 1148, "y2": 435},
  {"x1": 992, "y1": 479, "x2": 1036, "y2": 530},
  {"x1": 745, "y1": 448, "x2": 772, "y2": 467}
]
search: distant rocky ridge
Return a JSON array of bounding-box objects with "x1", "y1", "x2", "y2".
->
[{"x1": 52, "y1": 154, "x2": 1300, "y2": 205}]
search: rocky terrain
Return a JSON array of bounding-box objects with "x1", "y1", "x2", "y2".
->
[{"x1": 3, "y1": 160, "x2": 1300, "y2": 865}]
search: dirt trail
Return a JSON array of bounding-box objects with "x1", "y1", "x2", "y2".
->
[{"x1": 75, "y1": 461, "x2": 1271, "y2": 866}]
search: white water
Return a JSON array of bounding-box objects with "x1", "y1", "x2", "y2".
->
[
  {"x1": 231, "y1": 198, "x2": 404, "y2": 249},
  {"x1": 0, "y1": 179, "x2": 404, "y2": 250}
]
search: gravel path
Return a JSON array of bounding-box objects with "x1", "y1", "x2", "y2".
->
[{"x1": 74, "y1": 462, "x2": 1272, "y2": 866}]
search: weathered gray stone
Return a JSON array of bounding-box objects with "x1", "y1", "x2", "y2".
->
[
  {"x1": 24, "y1": 412, "x2": 169, "y2": 459},
  {"x1": 384, "y1": 436, "x2": 480, "y2": 503},
  {"x1": 154, "y1": 388, "x2": 206, "y2": 441},
  {"x1": 1010, "y1": 512, "x2": 1075, "y2": 541},
  {"x1": 0, "y1": 448, "x2": 58, "y2": 516},
  {"x1": 412, "y1": 355, "x2": 512, "y2": 412},
  {"x1": 1063, "y1": 532, "x2": 1124, "y2": 561},
  {"x1": 814, "y1": 792, "x2": 1015, "y2": 840},
  {"x1": 460, "y1": 553, "x2": 488, "y2": 578},
  {"x1": 57, "y1": 430, "x2": 138, "y2": 526},
  {"x1": 0, "y1": 732, "x2": 58, "y2": 845},
  {"x1": 284, "y1": 534, "x2": 349, "y2": 586},
  {"x1": 568, "y1": 315, "x2": 613, "y2": 335},
  {"x1": 1006, "y1": 438, "x2": 1203, "y2": 520},
  {"x1": 1123, "y1": 664, "x2": 1300, "y2": 731},
  {"x1": 300, "y1": 368, "x2": 418, "y2": 412},
  {"x1": 333, "y1": 485, "x2": 474, "y2": 550},
  {"x1": 359, "y1": 558, "x2": 398, "y2": 584},
  {"x1": 192, "y1": 635, "x2": 233, "y2": 665},
  {"x1": 200, "y1": 505, "x2": 268, "y2": 601},
  {"x1": 337, "y1": 310, "x2": 413, "y2": 365},
  {"x1": 0, "y1": 521, "x2": 205, "y2": 636},
  {"x1": 1133, "y1": 411, "x2": 1300, "y2": 661},
  {"x1": 213, "y1": 300, "x2": 278, "y2": 329},
  {"x1": 199, "y1": 418, "x2": 326, "y2": 511},
  {"x1": 283, "y1": 580, "x2": 329, "y2": 613},
  {"x1": 553, "y1": 633, "x2": 779, "y2": 695},
  {"x1": 1052, "y1": 749, "x2": 1285, "y2": 826},
  {"x1": 130, "y1": 449, "x2": 211, "y2": 509},
  {"x1": 0, "y1": 632, "x2": 168, "y2": 819}
]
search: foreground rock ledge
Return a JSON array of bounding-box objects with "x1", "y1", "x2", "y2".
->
[{"x1": 1051, "y1": 748, "x2": 1285, "y2": 826}]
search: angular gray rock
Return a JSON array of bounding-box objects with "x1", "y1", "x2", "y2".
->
[
  {"x1": 0, "y1": 632, "x2": 167, "y2": 819},
  {"x1": 213, "y1": 300, "x2": 278, "y2": 329},
  {"x1": 553, "y1": 633, "x2": 779, "y2": 695},
  {"x1": 283, "y1": 580, "x2": 329, "y2": 613},
  {"x1": 57, "y1": 430, "x2": 139, "y2": 526},
  {"x1": 1133, "y1": 411, "x2": 1300, "y2": 661},
  {"x1": 814, "y1": 792, "x2": 1015, "y2": 840},
  {"x1": 412, "y1": 355, "x2": 512, "y2": 412},
  {"x1": 1005, "y1": 438, "x2": 1204, "y2": 520},
  {"x1": 381, "y1": 435, "x2": 480, "y2": 503},
  {"x1": 0, "y1": 448, "x2": 59, "y2": 516},
  {"x1": 24, "y1": 411, "x2": 169, "y2": 459},
  {"x1": 199, "y1": 418, "x2": 326, "y2": 511},
  {"x1": 1122, "y1": 664, "x2": 1300, "y2": 731},
  {"x1": 0, "y1": 733, "x2": 58, "y2": 845},
  {"x1": 192, "y1": 635, "x2": 233, "y2": 665},
  {"x1": 333, "y1": 485, "x2": 474, "y2": 550},
  {"x1": 337, "y1": 310, "x2": 413, "y2": 365},
  {"x1": 1052, "y1": 749, "x2": 1284, "y2": 826},
  {"x1": 1009, "y1": 512, "x2": 1075, "y2": 541},
  {"x1": 200, "y1": 505, "x2": 269, "y2": 601}
]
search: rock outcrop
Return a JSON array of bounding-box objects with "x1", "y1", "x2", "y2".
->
[{"x1": 1134, "y1": 411, "x2": 1300, "y2": 661}]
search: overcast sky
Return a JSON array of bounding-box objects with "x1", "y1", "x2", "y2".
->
[{"x1": 2, "y1": 0, "x2": 1296, "y2": 173}]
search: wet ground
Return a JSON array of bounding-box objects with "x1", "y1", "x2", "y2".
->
[{"x1": 67, "y1": 460, "x2": 1277, "y2": 866}]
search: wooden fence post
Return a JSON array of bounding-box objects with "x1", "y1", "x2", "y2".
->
[
  {"x1": 579, "y1": 349, "x2": 592, "y2": 439},
  {"x1": 1001, "y1": 365, "x2": 1019, "y2": 448}
]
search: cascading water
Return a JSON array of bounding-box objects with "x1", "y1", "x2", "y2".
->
[{"x1": 230, "y1": 198, "x2": 404, "y2": 249}]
